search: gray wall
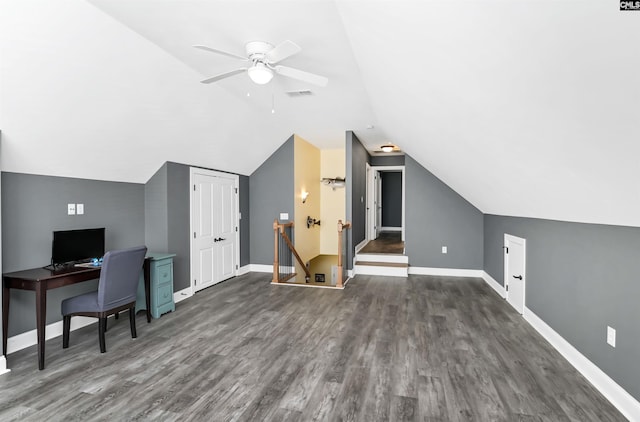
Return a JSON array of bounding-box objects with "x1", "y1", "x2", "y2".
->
[
  {"x1": 166, "y1": 162, "x2": 191, "y2": 291},
  {"x1": 405, "y1": 155, "x2": 483, "y2": 269},
  {"x1": 144, "y1": 163, "x2": 168, "y2": 252},
  {"x1": 1, "y1": 172, "x2": 145, "y2": 337},
  {"x1": 239, "y1": 174, "x2": 250, "y2": 267},
  {"x1": 381, "y1": 171, "x2": 402, "y2": 227},
  {"x1": 484, "y1": 214, "x2": 640, "y2": 402},
  {"x1": 370, "y1": 154, "x2": 405, "y2": 166},
  {"x1": 249, "y1": 136, "x2": 295, "y2": 265},
  {"x1": 345, "y1": 131, "x2": 370, "y2": 270}
]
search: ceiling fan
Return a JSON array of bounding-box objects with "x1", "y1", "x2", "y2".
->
[{"x1": 193, "y1": 40, "x2": 328, "y2": 87}]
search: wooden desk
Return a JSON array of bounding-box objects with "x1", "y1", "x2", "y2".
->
[{"x1": 2, "y1": 259, "x2": 152, "y2": 370}]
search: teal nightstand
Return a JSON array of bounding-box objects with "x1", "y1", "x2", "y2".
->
[{"x1": 136, "y1": 253, "x2": 176, "y2": 319}]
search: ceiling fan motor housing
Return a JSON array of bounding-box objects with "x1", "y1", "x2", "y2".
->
[{"x1": 245, "y1": 41, "x2": 275, "y2": 62}]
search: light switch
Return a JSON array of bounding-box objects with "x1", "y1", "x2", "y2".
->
[
  {"x1": 76, "y1": 204, "x2": 84, "y2": 215},
  {"x1": 67, "y1": 203, "x2": 76, "y2": 215},
  {"x1": 442, "y1": 246, "x2": 448, "y2": 254},
  {"x1": 280, "y1": 213, "x2": 289, "y2": 220}
]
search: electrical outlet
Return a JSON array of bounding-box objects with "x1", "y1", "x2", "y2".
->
[
  {"x1": 76, "y1": 203, "x2": 84, "y2": 215},
  {"x1": 442, "y1": 246, "x2": 447, "y2": 254},
  {"x1": 67, "y1": 203, "x2": 76, "y2": 215},
  {"x1": 607, "y1": 326, "x2": 616, "y2": 347}
]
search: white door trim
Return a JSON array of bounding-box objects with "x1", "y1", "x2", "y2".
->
[
  {"x1": 368, "y1": 165, "x2": 405, "y2": 241},
  {"x1": 189, "y1": 167, "x2": 240, "y2": 294},
  {"x1": 504, "y1": 233, "x2": 526, "y2": 314}
]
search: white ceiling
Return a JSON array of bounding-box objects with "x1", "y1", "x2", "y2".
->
[{"x1": 2, "y1": 0, "x2": 640, "y2": 227}]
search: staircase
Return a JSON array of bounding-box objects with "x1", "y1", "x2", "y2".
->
[{"x1": 354, "y1": 251, "x2": 409, "y2": 277}]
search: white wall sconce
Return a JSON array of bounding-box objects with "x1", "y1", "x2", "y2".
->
[{"x1": 301, "y1": 190, "x2": 309, "y2": 204}]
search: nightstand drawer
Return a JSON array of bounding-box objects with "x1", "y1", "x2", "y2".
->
[
  {"x1": 156, "y1": 282, "x2": 173, "y2": 307},
  {"x1": 156, "y1": 262, "x2": 173, "y2": 284}
]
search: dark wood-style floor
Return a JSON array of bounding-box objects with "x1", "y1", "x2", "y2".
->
[
  {"x1": 0, "y1": 273, "x2": 626, "y2": 421},
  {"x1": 360, "y1": 232, "x2": 404, "y2": 254}
]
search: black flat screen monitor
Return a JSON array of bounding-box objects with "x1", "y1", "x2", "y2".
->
[{"x1": 51, "y1": 228, "x2": 105, "y2": 265}]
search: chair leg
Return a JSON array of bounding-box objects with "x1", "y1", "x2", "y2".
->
[
  {"x1": 99, "y1": 317, "x2": 107, "y2": 353},
  {"x1": 114, "y1": 312, "x2": 119, "y2": 320},
  {"x1": 129, "y1": 307, "x2": 137, "y2": 339},
  {"x1": 63, "y1": 315, "x2": 71, "y2": 349}
]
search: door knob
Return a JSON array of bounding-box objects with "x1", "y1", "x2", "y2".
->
[{"x1": 513, "y1": 275, "x2": 523, "y2": 280}]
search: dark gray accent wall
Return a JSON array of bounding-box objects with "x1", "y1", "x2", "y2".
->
[
  {"x1": 345, "y1": 131, "x2": 370, "y2": 270},
  {"x1": 370, "y1": 154, "x2": 405, "y2": 166},
  {"x1": 239, "y1": 174, "x2": 250, "y2": 267},
  {"x1": 381, "y1": 171, "x2": 402, "y2": 227},
  {"x1": 484, "y1": 214, "x2": 640, "y2": 402},
  {"x1": 144, "y1": 163, "x2": 168, "y2": 252},
  {"x1": 166, "y1": 162, "x2": 190, "y2": 291},
  {"x1": 405, "y1": 155, "x2": 483, "y2": 269},
  {"x1": 249, "y1": 136, "x2": 295, "y2": 265},
  {"x1": 1, "y1": 172, "x2": 144, "y2": 337}
]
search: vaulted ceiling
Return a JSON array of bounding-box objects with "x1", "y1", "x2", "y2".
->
[{"x1": 2, "y1": 1, "x2": 639, "y2": 227}]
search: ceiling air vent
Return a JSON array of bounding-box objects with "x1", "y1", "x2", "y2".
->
[{"x1": 286, "y1": 90, "x2": 314, "y2": 97}]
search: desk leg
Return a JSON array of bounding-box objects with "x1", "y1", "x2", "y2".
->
[
  {"x1": 144, "y1": 260, "x2": 151, "y2": 323},
  {"x1": 35, "y1": 284, "x2": 46, "y2": 370},
  {"x1": 2, "y1": 282, "x2": 9, "y2": 357}
]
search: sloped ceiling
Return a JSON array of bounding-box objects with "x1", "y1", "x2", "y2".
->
[{"x1": 2, "y1": 1, "x2": 640, "y2": 227}]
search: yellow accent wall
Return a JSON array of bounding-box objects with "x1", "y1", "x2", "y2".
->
[
  {"x1": 294, "y1": 135, "x2": 321, "y2": 267},
  {"x1": 320, "y1": 149, "x2": 346, "y2": 254}
]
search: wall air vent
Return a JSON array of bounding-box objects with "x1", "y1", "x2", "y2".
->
[{"x1": 286, "y1": 90, "x2": 314, "y2": 97}]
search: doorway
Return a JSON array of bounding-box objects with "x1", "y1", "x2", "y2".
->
[
  {"x1": 190, "y1": 168, "x2": 239, "y2": 293},
  {"x1": 504, "y1": 234, "x2": 526, "y2": 314},
  {"x1": 365, "y1": 165, "x2": 405, "y2": 242}
]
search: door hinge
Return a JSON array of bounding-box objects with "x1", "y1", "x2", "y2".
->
[
  {"x1": 235, "y1": 227, "x2": 238, "y2": 232},
  {"x1": 235, "y1": 265, "x2": 238, "y2": 270},
  {"x1": 503, "y1": 246, "x2": 509, "y2": 254},
  {"x1": 506, "y1": 285, "x2": 509, "y2": 292},
  {"x1": 193, "y1": 232, "x2": 196, "y2": 239},
  {"x1": 235, "y1": 187, "x2": 238, "y2": 194},
  {"x1": 193, "y1": 184, "x2": 196, "y2": 191}
]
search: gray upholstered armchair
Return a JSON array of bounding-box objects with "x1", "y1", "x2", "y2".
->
[{"x1": 62, "y1": 245, "x2": 147, "y2": 353}]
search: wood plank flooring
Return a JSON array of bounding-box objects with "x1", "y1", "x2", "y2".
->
[{"x1": 0, "y1": 273, "x2": 627, "y2": 421}]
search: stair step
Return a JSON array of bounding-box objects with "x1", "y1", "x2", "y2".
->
[
  {"x1": 355, "y1": 253, "x2": 408, "y2": 264},
  {"x1": 355, "y1": 261, "x2": 408, "y2": 268}
]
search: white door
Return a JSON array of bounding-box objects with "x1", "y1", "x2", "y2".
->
[
  {"x1": 504, "y1": 234, "x2": 526, "y2": 314},
  {"x1": 366, "y1": 164, "x2": 375, "y2": 241},
  {"x1": 191, "y1": 169, "x2": 239, "y2": 292}
]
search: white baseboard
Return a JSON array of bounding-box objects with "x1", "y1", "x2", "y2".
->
[
  {"x1": 347, "y1": 269, "x2": 354, "y2": 278},
  {"x1": 481, "y1": 271, "x2": 506, "y2": 298},
  {"x1": 355, "y1": 239, "x2": 368, "y2": 253},
  {"x1": 173, "y1": 287, "x2": 192, "y2": 303},
  {"x1": 408, "y1": 267, "x2": 483, "y2": 278},
  {"x1": 237, "y1": 264, "x2": 251, "y2": 276},
  {"x1": 523, "y1": 307, "x2": 640, "y2": 421},
  {"x1": 380, "y1": 226, "x2": 402, "y2": 232},
  {"x1": 0, "y1": 356, "x2": 10, "y2": 375},
  {"x1": 249, "y1": 264, "x2": 274, "y2": 273},
  {"x1": 7, "y1": 316, "x2": 96, "y2": 355}
]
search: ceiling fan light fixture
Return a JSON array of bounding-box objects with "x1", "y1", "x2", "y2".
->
[{"x1": 248, "y1": 62, "x2": 274, "y2": 85}]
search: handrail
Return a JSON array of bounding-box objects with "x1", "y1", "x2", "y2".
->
[
  {"x1": 337, "y1": 220, "x2": 352, "y2": 288},
  {"x1": 272, "y1": 219, "x2": 311, "y2": 283}
]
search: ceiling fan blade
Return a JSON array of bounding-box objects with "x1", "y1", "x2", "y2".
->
[
  {"x1": 266, "y1": 40, "x2": 301, "y2": 63},
  {"x1": 274, "y1": 65, "x2": 328, "y2": 87},
  {"x1": 200, "y1": 68, "x2": 247, "y2": 84},
  {"x1": 193, "y1": 45, "x2": 248, "y2": 61}
]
